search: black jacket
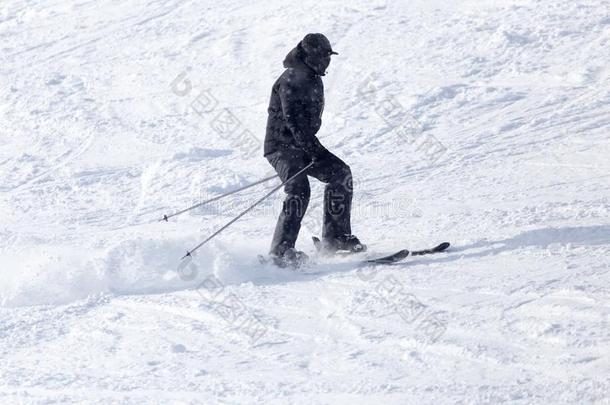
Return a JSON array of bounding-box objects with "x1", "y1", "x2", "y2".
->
[{"x1": 264, "y1": 45, "x2": 329, "y2": 159}]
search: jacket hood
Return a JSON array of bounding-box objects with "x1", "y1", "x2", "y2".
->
[
  {"x1": 283, "y1": 43, "x2": 332, "y2": 76},
  {"x1": 283, "y1": 44, "x2": 320, "y2": 75}
]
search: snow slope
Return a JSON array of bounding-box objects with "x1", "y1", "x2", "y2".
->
[{"x1": 1, "y1": 0, "x2": 610, "y2": 403}]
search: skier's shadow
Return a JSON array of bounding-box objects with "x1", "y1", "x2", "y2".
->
[
  {"x1": 394, "y1": 224, "x2": 610, "y2": 267},
  {"x1": 300, "y1": 224, "x2": 610, "y2": 277}
]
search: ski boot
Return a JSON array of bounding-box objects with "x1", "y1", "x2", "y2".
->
[
  {"x1": 321, "y1": 234, "x2": 367, "y2": 255},
  {"x1": 270, "y1": 247, "x2": 309, "y2": 269}
]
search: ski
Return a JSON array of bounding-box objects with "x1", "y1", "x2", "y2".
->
[
  {"x1": 313, "y1": 236, "x2": 450, "y2": 265},
  {"x1": 257, "y1": 254, "x2": 269, "y2": 265},
  {"x1": 259, "y1": 241, "x2": 451, "y2": 268},
  {"x1": 411, "y1": 242, "x2": 451, "y2": 256},
  {"x1": 365, "y1": 249, "x2": 410, "y2": 264},
  {"x1": 365, "y1": 242, "x2": 451, "y2": 264},
  {"x1": 311, "y1": 236, "x2": 325, "y2": 253}
]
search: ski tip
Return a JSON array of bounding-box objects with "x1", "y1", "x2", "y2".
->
[
  {"x1": 257, "y1": 254, "x2": 268, "y2": 265},
  {"x1": 395, "y1": 249, "x2": 410, "y2": 259},
  {"x1": 366, "y1": 249, "x2": 410, "y2": 264},
  {"x1": 436, "y1": 242, "x2": 451, "y2": 252},
  {"x1": 312, "y1": 236, "x2": 322, "y2": 252}
]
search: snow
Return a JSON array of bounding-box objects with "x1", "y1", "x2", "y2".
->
[{"x1": 1, "y1": 0, "x2": 609, "y2": 403}]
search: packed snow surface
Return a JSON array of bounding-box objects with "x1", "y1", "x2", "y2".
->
[{"x1": 1, "y1": 0, "x2": 609, "y2": 403}]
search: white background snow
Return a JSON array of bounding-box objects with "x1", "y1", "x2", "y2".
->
[{"x1": 1, "y1": 0, "x2": 609, "y2": 403}]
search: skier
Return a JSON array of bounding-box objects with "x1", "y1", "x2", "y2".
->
[{"x1": 264, "y1": 33, "x2": 365, "y2": 267}]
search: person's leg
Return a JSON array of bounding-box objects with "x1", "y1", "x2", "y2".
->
[
  {"x1": 308, "y1": 153, "x2": 353, "y2": 242},
  {"x1": 266, "y1": 150, "x2": 311, "y2": 256}
]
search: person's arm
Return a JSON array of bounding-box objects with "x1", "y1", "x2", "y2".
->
[{"x1": 278, "y1": 79, "x2": 329, "y2": 159}]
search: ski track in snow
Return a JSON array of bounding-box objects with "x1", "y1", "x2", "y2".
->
[{"x1": 1, "y1": 0, "x2": 610, "y2": 403}]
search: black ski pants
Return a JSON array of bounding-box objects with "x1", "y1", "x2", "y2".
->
[{"x1": 266, "y1": 148, "x2": 353, "y2": 255}]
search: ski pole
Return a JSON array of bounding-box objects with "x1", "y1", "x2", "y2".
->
[
  {"x1": 161, "y1": 173, "x2": 279, "y2": 222},
  {"x1": 182, "y1": 161, "x2": 314, "y2": 259}
]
